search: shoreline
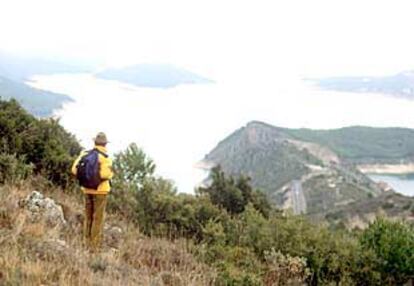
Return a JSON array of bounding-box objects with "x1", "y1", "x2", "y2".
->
[{"x1": 358, "y1": 163, "x2": 414, "y2": 175}]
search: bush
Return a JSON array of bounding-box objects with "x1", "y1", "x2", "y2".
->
[
  {"x1": 263, "y1": 248, "x2": 310, "y2": 285},
  {"x1": 0, "y1": 99, "x2": 81, "y2": 187},
  {"x1": 0, "y1": 153, "x2": 32, "y2": 184},
  {"x1": 358, "y1": 218, "x2": 414, "y2": 285}
]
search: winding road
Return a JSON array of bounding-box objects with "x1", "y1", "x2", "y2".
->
[{"x1": 291, "y1": 180, "x2": 307, "y2": 214}]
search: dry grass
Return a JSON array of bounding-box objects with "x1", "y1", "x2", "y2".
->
[{"x1": 0, "y1": 181, "x2": 216, "y2": 286}]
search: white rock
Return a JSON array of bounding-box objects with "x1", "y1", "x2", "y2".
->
[{"x1": 21, "y1": 191, "x2": 66, "y2": 227}]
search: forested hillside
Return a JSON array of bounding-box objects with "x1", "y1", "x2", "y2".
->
[{"x1": 286, "y1": 125, "x2": 414, "y2": 164}]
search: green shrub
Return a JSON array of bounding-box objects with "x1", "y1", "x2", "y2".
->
[
  {"x1": 382, "y1": 201, "x2": 395, "y2": 209},
  {"x1": 358, "y1": 218, "x2": 414, "y2": 285},
  {"x1": 0, "y1": 99, "x2": 81, "y2": 187},
  {"x1": 0, "y1": 153, "x2": 32, "y2": 184},
  {"x1": 263, "y1": 248, "x2": 310, "y2": 285}
]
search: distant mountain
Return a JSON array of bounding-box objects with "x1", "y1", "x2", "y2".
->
[
  {"x1": 311, "y1": 71, "x2": 414, "y2": 99},
  {"x1": 0, "y1": 51, "x2": 94, "y2": 81},
  {"x1": 0, "y1": 76, "x2": 71, "y2": 117},
  {"x1": 0, "y1": 51, "x2": 91, "y2": 116},
  {"x1": 201, "y1": 121, "x2": 414, "y2": 213},
  {"x1": 96, "y1": 64, "x2": 213, "y2": 88}
]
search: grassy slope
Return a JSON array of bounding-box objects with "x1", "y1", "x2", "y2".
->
[{"x1": 0, "y1": 180, "x2": 215, "y2": 285}]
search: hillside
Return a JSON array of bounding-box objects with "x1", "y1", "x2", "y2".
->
[
  {"x1": 286, "y1": 126, "x2": 414, "y2": 164},
  {"x1": 0, "y1": 51, "x2": 97, "y2": 117},
  {"x1": 0, "y1": 182, "x2": 214, "y2": 285},
  {"x1": 96, "y1": 64, "x2": 213, "y2": 88},
  {"x1": 0, "y1": 76, "x2": 72, "y2": 117},
  {"x1": 311, "y1": 70, "x2": 414, "y2": 100},
  {"x1": 1, "y1": 99, "x2": 413, "y2": 285},
  {"x1": 321, "y1": 192, "x2": 414, "y2": 229},
  {"x1": 203, "y1": 122, "x2": 322, "y2": 195},
  {"x1": 202, "y1": 121, "x2": 414, "y2": 213}
]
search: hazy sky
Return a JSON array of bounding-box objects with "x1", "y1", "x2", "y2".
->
[{"x1": 2, "y1": 0, "x2": 414, "y2": 81}]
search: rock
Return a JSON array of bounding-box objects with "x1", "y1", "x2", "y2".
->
[{"x1": 20, "y1": 191, "x2": 66, "y2": 227}]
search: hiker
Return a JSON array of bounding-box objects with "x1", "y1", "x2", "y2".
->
[{"x1": 71, "y1": 132, "x2": 113, "y2": 250}]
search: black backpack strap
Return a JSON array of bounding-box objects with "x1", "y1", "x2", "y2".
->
[{"x1": 93, "y1": 148, "x2": 109, "y2": 158}]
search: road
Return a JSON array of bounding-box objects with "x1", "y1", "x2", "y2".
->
[{"x1": 291, "y1": 180, "x2": 307, "y2": 215}]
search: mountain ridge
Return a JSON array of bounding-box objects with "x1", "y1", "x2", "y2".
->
[
  {"x1": 0, "y1": 52, "x2": 91, "y2": 116},
  {"x1": 202, "y1": 121, "x2": 414, "y2": 213},
  {"x1": 0, "y1": 75, "x2": 72, "y2": 117}
]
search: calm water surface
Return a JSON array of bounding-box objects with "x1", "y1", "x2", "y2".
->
[{"x1": 369, "y1": 174, "x2": 414, "y2": 197}]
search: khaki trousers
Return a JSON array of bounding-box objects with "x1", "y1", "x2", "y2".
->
[{"x1": 84, "y1": 194, "x2": 107, "y2": 250}]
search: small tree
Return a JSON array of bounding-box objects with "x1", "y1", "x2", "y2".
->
[
  {"x1": 112, "y1": 143, "x2": 156, "y2": 190},
  {"x1": 108, "y1": 143, "x2": 156, "y2": 218},
  {"x1": 198, "y1": 166, "x2": 271, "y2": 217},
  {"x1": 198, "y1": 166, "x2": 246, "y2": 215}
]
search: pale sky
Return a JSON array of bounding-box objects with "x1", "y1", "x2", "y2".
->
[{"x1": 2, "y1": 0, "x2": 414, "y2": 81}]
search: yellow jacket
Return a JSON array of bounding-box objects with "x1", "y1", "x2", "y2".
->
[{"x1": 71, "y1": 145, "x2": 114, "y2": 195}]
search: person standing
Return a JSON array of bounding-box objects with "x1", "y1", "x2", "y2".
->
[{"x1": 71, "y1": 132, "x2": 113, "y2": 250}]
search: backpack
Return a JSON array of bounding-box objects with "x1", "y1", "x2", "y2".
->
[{"x1": 76, "y1": 149, "x2": 108, "y2": 189}]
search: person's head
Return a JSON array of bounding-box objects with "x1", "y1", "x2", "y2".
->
[{"x1": 94, "y1": 132, "x2": 108, "y2": 147}]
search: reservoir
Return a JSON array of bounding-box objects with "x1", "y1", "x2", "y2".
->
[{"x1": 368, "y1": 174, "x2": 414, "y2": 197}]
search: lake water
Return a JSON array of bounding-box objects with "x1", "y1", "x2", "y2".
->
[
  {"x1": 368, "y1": 174, "x2": 414, "y2": 197},
  {"x1": 28, "y1": 73, "x2": 414, "y2": 193}
]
